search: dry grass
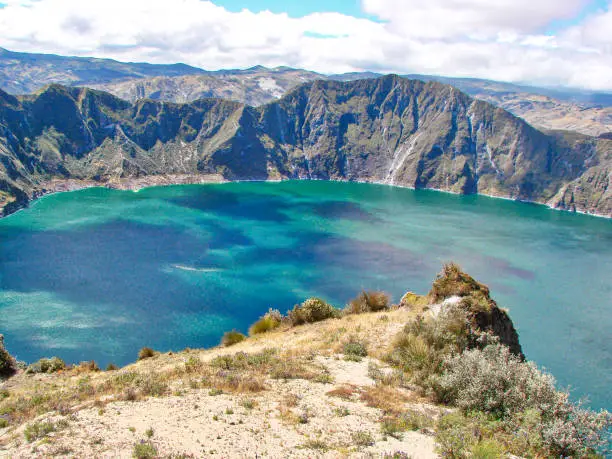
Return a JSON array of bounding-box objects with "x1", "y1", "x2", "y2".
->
[
  {"x1": 326, "y1": 385, "x2": 360, "y2": 401},
  {"x1": 360, "y1": 384, "x2": 410, "y2": 414},
  {"x1": 0, "y1": 306, "x2": 417, "y2": 436}
]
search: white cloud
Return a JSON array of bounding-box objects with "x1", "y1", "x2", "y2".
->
[
  {"x1": 361, "y1": 0, "x2": 589, "y2": 38},
  {"x1": 0, "y1": 0, "x2": 610, "y2": 90}
]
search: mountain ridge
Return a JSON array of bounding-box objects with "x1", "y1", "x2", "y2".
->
[
  {"x1": 0, "y1": 76, "x2": 610, "y2": 218},
  {"x1": 1, "y1": 47, "x2": 610, "y2": 136}
]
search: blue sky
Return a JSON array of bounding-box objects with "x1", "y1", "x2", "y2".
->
[
  {"x1": 214, "y1": 0, "x2": 369, "y2": 17},
  {"x1": 545, "y1": 0, "x2": 608, "y2": 31},
  {"x1": 0, "y1": 0, "x2": 610, "y2": 90}
]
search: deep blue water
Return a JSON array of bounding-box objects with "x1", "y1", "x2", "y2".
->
[{"x1": 0, "y1": 181, "x2": 610, "y2": 410}]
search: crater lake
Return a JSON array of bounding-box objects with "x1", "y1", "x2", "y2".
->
[{"x1": 0, "y1": 181, "x2": 610, "y2": 410}]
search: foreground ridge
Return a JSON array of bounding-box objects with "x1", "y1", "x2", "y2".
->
[
  {"x1": 1, "y1": 264, "x2": 610, "y2": 458},
  {"x1": 0, "y1": 77, "x2": 610, "y2": 218}
]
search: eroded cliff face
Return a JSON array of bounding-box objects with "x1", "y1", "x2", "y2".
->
[{"x1": 0, "y1": 76, "x2": 610, "y2": 217}]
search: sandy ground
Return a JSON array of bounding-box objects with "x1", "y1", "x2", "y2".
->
[
  {"x1": 1, "y1": 356, "x2": 438, "y2": 458},
  {"x1": 0, "y1": 308, "x2": 442, "y2": 458}
]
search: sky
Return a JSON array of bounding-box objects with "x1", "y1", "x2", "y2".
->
[{"x1": 0, "y1": 0, "x2": 611, "y2": 90}]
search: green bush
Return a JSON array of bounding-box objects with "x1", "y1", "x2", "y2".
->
[
  {"x1": 221, "y1": 330, "x2": 247, "y2": 347},
  {"x1": 387, "y1": 306, "x2": 470, "y2": 384},
  {"x1": 343, "y1": 340, "x2": 368, "y2": 362},
  {"x1": 26, "y1": 357, "x2": 66, "y2": 374},
  {"x1": 471, "y1": 439, "x2": 506, "y2": 459},
  {"x1": 435, "y1": 412, "x2": 478, "y2": 458},
  {"x1": 249, "y1": 309, "x2": 282, "y2": 335},
  {"x1": 138, "y1": 347, "x2": 156, "y2": 361},
  {"x1": 132, "y1": 441, "x2": 158, "y2": 458},
  {"x1": 0, "y1": 335, "x2": 16, "y2": 378},
  {"x1": 346, "y1": 291, "x2": 390, "y2": 314},
  {"x1": 24, "y1": 420, "x2": 67, "y2": 442},
  {"x1": 211, "y1": 349, "x2": 278, "y2": 371},
  {"x1": 287, "y1": 298, "x2": 339, "y2": 326}
]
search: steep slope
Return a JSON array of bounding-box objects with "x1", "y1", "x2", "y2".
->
[
  {"x1": 253, "y1": 77, "x2": 611, "y2": 214},
  {"x1": 96, "y1": 70, "x2": 612, "y2": 136},
  {"x1": 405, "y1": 75, "x2": 612, "y2": 137},
  {"x1": 2, "y1": 47, "x2": 611, "y2": 136},
  {"x1": 0, "y1": 77, "x2": 610, "y2": 217}
]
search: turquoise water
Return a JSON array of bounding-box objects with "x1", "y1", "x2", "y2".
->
[{"x1": 0, "y1": 181, "x2": 610, "y2": 410}]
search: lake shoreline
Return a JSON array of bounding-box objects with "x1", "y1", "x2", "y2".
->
[{"x1": 1, "y1": 174, "x2": 610, "y2": 220}]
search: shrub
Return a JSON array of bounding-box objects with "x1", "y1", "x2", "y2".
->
[
  {"x1": 381, "y1": 411, "x2": 433, "y2": 439},
  {"x1": 24, "y1": 419, "x2": 68, "y2": 442},
  {"x1": 0, "y1": 418, "x2": 8, "y2": 428},
  {"x1": 287, "y1": 298, "x2": 338, "y2": 326},
  {"x1": 249, "y1": 309, "x2": 282, "y2": 335},
  {"x1": 399, "y1": 292, "x2": 429, "y2": 310},
  {"x1": 26, "y1": 357, "x2": 66, "y2": 374},
  {"x1": 435, "y1": 344, "x2": 560, "y2": 418},
  {"x1": 436, "y1": 345, "x2": 612, "y2": 457},
  {"x1": 435, "y1": 412, "x2": 478, "y2": 458},
  {"x1": 221, "y1": 330, "x2": 246, "y2": 347},
  {"x1": 138, "y1": 347, "x2": 156, "y2": 361},
  {"x1": 138, "y1": 373, "x2": 168, "y2": 397},
  {"x1": 106, "y1": 363, "x2": 119, "y2": 371},
  {"x1": 76, "y1": 360, "x2": 100, "y2": 373},
  {"x1": 387, "y1": 306, "x2": 470, "y2": 384},
  {"x1": 343, "y1": 340, "x2": 368, "y2": 362},
  {"x1": 429, "y1": 262, "x2": 492, "y2": 304},
  {"x1": 352, "y1": 430, "x2": 375, "y2": 447},
  {"x1": 184, "y1": 356, "x2": 203, "y2": 373},
  {"x1": 0, "y1": 335, "x2": 17, "y2": 378},
  {"x1": 132, "y1": 441, "x2": 158, "y2": 458},
  {"x1": 346, "y1": 291, "x2": 390, "y2": 314},
  {"x1": 211, "y1": 349, "x2": 277, "y2": 370},
  {"x1": 471, "y1": 439, "x2": 506, "y2": 459}
]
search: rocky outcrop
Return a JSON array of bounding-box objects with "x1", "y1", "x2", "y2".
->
[
  {"x1": 0, "y1": 76, "x2": 610, "y2": 217},
  {"x1": 428, "y1": 263, "x2": 523, "y2": 357}
]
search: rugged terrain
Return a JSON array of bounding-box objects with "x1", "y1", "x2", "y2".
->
[
  {"x1": 0, "y1": 76, "x2": 610, "y2": 217},
  {"x1": 1, "y1": 48, "x2": 611, "y2": 136}
]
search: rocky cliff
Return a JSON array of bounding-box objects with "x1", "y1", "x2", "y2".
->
[{"x1": 0, "y1": 76, "x2": 610, "y2": 217}]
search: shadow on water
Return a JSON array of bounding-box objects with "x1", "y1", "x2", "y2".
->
[
  {"x1": 301, "y1": 201, "x2": 382, "y2": 222},
  {"x1": 0, "y1": 181, "x2": 610, "y2": 411},
  {"x1": 0, "y1": 213, "x2": 432, "y2": 365},
  {"x1": 0, "y1": 219, "x2": 262, "y2": 364},
  {"x1": 169, "y1": 189, "x2": 293, "y2": 223}
]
